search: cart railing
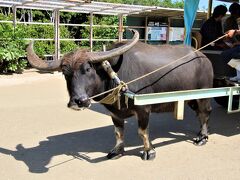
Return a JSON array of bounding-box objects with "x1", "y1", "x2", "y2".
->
[{"x1": 124, "y1": 86, "x2": 240, "y2": 120}]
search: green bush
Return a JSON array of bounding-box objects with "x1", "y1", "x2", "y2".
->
[
  {"x1": 19, "y1": 24, "x2": 78, "y2": 57},
  {"x1": 0, "y1": 23, "x2": 27, "y2": 73},
  {"x1": 0, "y1": 12, "x2": 79, "y2": 73}
]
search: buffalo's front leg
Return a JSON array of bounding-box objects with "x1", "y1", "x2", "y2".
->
[
  {"x1": 107, "y1": 116, "x2": 124, "y2": 159},
  {"x1": 137, "y1": 111, "x2": 156, "y2": 160}
]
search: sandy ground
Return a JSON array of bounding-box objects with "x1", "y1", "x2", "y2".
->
[{"x1": 0, "y1": 70, "x2": 240, "y2": 180}]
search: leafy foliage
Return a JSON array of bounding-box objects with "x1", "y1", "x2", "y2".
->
[
  {"x1": 0, "y1": 19, "x2": 27, "y2": 73},
  {"x1": 19, "y1": 24, "x2": 78, "y2": 57},
  {"x1": 81, "y1": 15, "x2": 123, "y2": 51}
]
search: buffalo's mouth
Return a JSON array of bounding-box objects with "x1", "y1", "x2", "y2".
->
[{"x1": 68, "y1": 99, "x2": 91, "y2": 111}]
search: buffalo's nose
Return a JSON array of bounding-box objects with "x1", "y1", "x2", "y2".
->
[{"x1": 74, "y1": 97, "x2": 90, "y2": 107}]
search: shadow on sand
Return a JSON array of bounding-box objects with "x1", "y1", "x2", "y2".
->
[{"x1": 0, "y1": 102, "x2": 239, "y2": 173}]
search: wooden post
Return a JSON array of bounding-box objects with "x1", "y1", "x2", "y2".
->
[
  {"x1": 118, "y1": 14, "x2": 123, "y2": 42},
  {"x1": 54, "y1": 9, "x2": 60, "y2": 60},
  {"x1": 174, "y1": 101, "x2": 184, "y2": 120},
  {"x1": 144, "y1": 16, "x2": 148, "y2": 43},
  {"x1": 90, "y1": 12, "x2": 93, "y2": 52}
]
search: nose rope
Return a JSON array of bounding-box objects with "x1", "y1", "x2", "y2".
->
[{"x1": 89, "y1": 34, "x2": 228, "y2": 102}]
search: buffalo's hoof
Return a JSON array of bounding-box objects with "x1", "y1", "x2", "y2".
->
[
  {"x1": 193, "y1": 135, "x2": 208, "y2": 146},
  {"x1": 107, "y1": 144, "x2": 124, "y2": 160},
  {"x1": 141, "y1": 149, "x2": 156, "y2": 160}
]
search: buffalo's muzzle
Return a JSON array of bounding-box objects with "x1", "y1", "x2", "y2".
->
[
  {"x1": 74, "y1": 98, "x2": 91, "y2": 108},
  {"x1": 68, "y1": 96, "x2": 91, "y2": 111}
]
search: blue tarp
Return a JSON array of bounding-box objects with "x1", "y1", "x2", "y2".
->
[{"x1": 184, "y1": 0, "x2": 200, "y2": 46}]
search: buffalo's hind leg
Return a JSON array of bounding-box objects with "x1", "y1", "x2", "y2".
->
[
  {"x1": 107, "y1": 116, "x2": 125, "y2": 159},
  {"x1": 136, "y1": 110, "x2": 156, "y2": 160},
  {"x1": 193, "y1": 99, "x2": 212, "y2": 146}
]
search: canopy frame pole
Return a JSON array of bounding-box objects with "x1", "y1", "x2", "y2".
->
[
  {"x1": 144, "y1": 16, "x2": 148, "y2": 43},
  {"x1": 54, "y1": 9, "x2": 60, "y2": 60},
  {"x1": 118, "y1": 14, "x2": 123, "y2": 42},
  {"x1": 166, "y1": 17, "x2": 171, "y2": 44},
  {"x1": 207, "y1": 0, "x2": 213, "y2": 19},
  {"x1": 90, "y1": 12, "x2": 93, "y2": 52},
  {"x1": 13, "y1": 5, "x2": 17, "y2": 30}
]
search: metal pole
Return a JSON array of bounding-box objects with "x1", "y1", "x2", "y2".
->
[
  {"x1": 90, "y1": 12, "x2": 93, "y2": 52},
  {"x1": 166, "y1": 17, "x2": 170, "y2": 44},
  {"x1": 118, "y1": 14, "x2": 123, "y2": 42},
  {"x1": 207, "y1": 0, "x2": 213, "y2": 19},
  {"x1": 54, "y1": 9, "x2": 60, "y2": 60},
  {"x1": 144, "y1": 16, "x2": 148, "y2": 43},
  {"x1": 13, "y1": 5, "x2": 17, "y2": 30}
]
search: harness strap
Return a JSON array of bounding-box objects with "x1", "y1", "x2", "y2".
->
[{"x1": 96, "y1": 60, "x2": 128, "y2": 109}]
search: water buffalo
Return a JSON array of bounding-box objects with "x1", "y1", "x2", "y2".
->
[{"x1": 27, "y1": 29, "x2": 213, "y2": 160}]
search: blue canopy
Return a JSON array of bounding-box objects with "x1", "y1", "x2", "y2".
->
[{"x1": 184, "y1": 0, "x2": 200, "y2": 46}]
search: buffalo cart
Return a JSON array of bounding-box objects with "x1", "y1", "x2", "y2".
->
[{"x1": 124, "y1": 85, "x2": 240, "y2": 120}]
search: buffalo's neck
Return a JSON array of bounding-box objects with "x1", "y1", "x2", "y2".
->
[{"x1": 92, "y1": 77, "x2": 113, "y2": 102}]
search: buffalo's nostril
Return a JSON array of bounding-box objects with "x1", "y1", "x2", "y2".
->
[
  {"x1": 72, "y1": 95, "x2": 90, "y2": 108},
  {"x1": 74, "y1": 99, "x2": 82, "y2": 106}
]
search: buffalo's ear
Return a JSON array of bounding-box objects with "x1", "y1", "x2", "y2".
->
[
  {"x1": 92, "y1": 62, "x2": 102, "y2": 71},
  {"x1": 88, "y1": 61, "x2": 94, "y2": 68},
  {"x1": 112, "y1": 54, "x2": 123, "y2": 73},
  {"x1": 92, "y1": 62, "x2": 109, "y2": 79}
]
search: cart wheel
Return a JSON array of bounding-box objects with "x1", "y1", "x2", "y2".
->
[{"x1": 213, "y1": 77, "x2": 239, "y2": 109}]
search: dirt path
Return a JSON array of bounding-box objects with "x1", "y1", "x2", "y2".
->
[{"x1": 0, "y1": 71, "x2": 240, "y2": 180}]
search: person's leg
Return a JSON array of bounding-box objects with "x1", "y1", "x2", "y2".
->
[
  {"x1": 221, "y1": 45, "x2": 240, "y2": 62},
  {"x1": 236, "y1": 65, "x2": 240, "y2": 82},
  {"x1": 230, "y1": 64, "x2": 240, "y2": 81},
  {"x1": 222, "y1": 46, "x2": 240, "y2": 81},
  {"x1": 232, "y1": 46, "x2": 240, "y2": 58}
]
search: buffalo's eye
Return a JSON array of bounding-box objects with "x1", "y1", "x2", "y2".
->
[{"x1": 86, "y1": 67, "x2": 91, "y2": 72}]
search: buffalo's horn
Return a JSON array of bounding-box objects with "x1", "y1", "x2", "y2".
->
[
  {"x1": 89, "y1": 29, "x2": 139, "y2": 63},
  {"x1": 26, "y1": 41, "x2": 62, "y2": 71}
]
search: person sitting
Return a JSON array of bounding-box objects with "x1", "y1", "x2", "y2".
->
[
  {"x1": 224, "y1": 29, "x2": 240, "y2": 82},
  {"x1": 224, "y1": 2, "x2": 240, "y2": 32},
  {"x1": 224, "y1": 2, "x2": 240, "y2": 47},
  {"x1": 200, "y1": 5, "x2": 228, "y2": 50}
]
